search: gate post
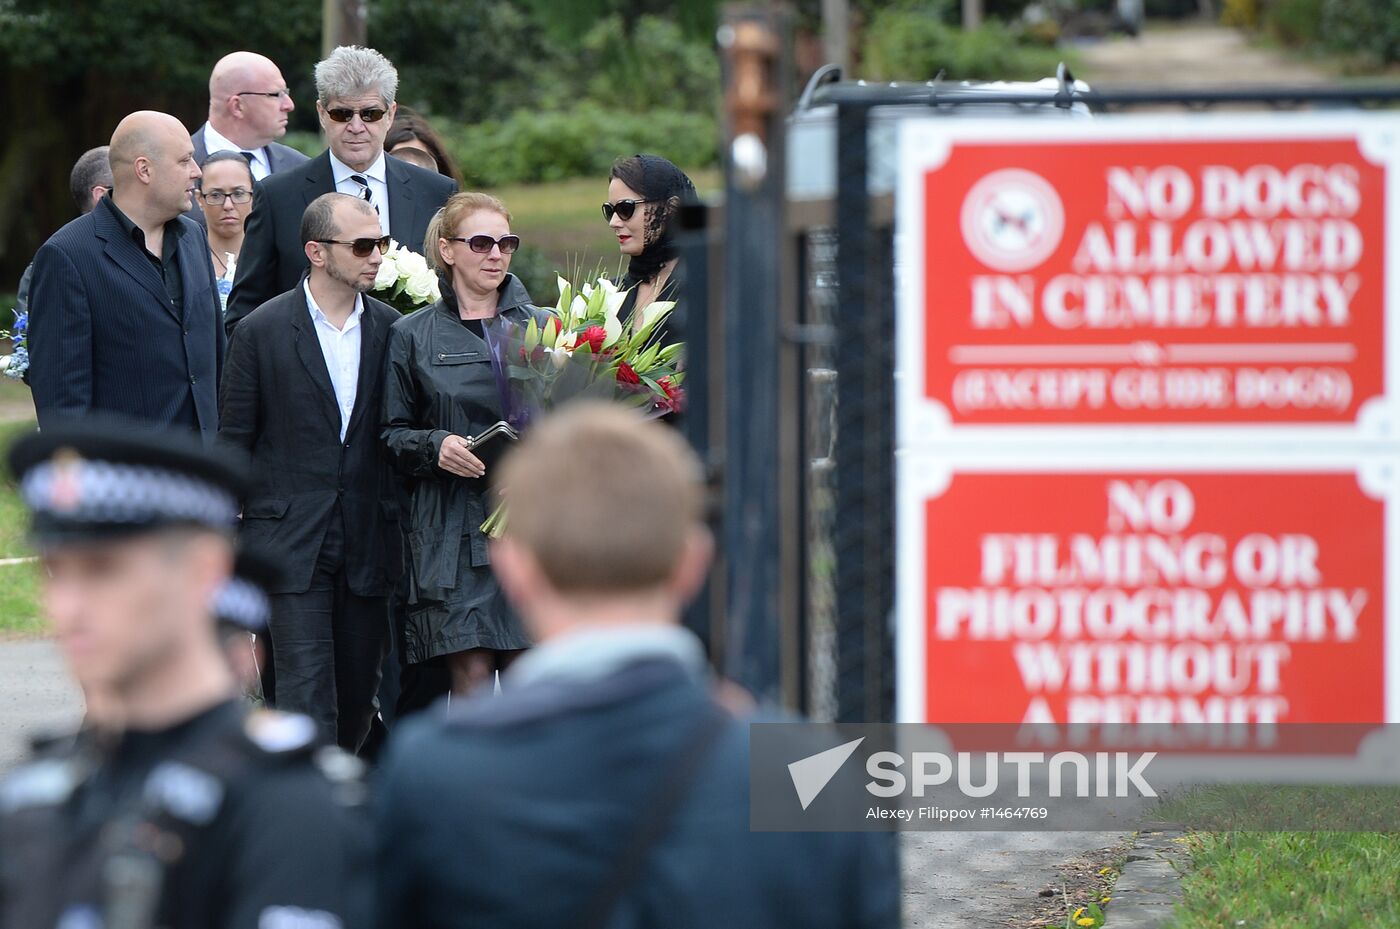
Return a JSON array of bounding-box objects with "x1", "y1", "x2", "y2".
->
[{"x1": 717, "y1": 5, "x2": 793, "y2": 705}]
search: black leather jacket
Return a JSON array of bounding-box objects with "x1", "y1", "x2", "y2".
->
[{"x1": 380, "y1": 273, "x2": 545, "y2": 607}]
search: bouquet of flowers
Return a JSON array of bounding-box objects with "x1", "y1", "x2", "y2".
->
[
  {"x1": 479, "y1": 274, "x2": 685, "y2": 537},
  {"x1": 1, "y1": 309, "x2": 28, "y2": 380},
  {"x1": 371, "y1": 241, "x2": 440, "y2": 314},
  {"x1": 503, "y1": 275, "x2": 685, "y2": 418}
]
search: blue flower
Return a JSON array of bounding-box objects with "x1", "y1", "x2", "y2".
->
[{"x1": 3, "y1": 308, "x2": 28, "y2": 379}]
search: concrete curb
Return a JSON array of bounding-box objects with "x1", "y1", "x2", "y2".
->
[{"x1": 1103, "y1": 823, "x2": 1189, "y2": 929}]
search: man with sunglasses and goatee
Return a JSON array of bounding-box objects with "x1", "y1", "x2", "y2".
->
[
  {"x1": 218, "y1": 192, "x2": 404, "y2": 755},
  {"x1": 224, "y1": 45, "x2": 455, "y2": 336}
]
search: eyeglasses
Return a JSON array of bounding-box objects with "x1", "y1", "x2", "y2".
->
[
  {"x1": 325, "y1": 106, "x2": 388, "y2": 124},
  {"x1": 315, "y1": 235, "x2": 391, "y2": 257},
  {"x1": 200, "y1": 188, "x2": 253, "y2": 206},
  {"x1": 601, "y1": 199, "x2": 657, "y2": 222},
  {"x1": 447, "y1": 234, "x2": 521, "y2": 255},
  {"x1": 236, "y1": 89, "x2": 291, "y2": 100}
]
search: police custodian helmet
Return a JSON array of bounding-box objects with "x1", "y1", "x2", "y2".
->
[{"x1": 6, "y1": 416, "x2": 249, "y2": 545}]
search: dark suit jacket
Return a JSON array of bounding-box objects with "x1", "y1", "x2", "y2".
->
[
  {"x1": 27, "y1": 196, "x2": 224, "y2": 442},
  {"x1": 224, "y1": 151, "x2": 455, "y2": 336},
  {"x1": 218, "y1": 282, "x2": 403, "y2": 596},
  {"x1": 185, "y1": 124, "x2": 311, "y2": 228},
  {"x1": 376, "y1": 657, "x2": 901, "y2": 929}
]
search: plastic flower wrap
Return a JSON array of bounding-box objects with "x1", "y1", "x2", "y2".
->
[
  {"x1": 479, "y1": 274, "x2": 686, "y2": 537},
  {"x1": 371, "y1": 240, "x2": 440, "y2": 313},
  {"x1": 1, "y1": 309, "x2": 28, "y2": 380}
]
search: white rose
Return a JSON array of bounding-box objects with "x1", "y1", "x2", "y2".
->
[
  {"x1": 397, "y1": 249, "x2": 429, "y2": 277},
  {"x1": 373, "y1": 254, "x2": 400, "y2": 291},
  {"x1": 404, "y1": 266, "x2": 439, "y2": 304}
]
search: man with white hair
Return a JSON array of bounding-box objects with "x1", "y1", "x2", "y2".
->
[{"x1": 225, "y1": 45, "x2": 455, "y2": 334}]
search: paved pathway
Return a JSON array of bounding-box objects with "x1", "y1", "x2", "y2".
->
[
  {"x1": 0, "y1": 638, "x2": 83, "y2": 769},
  {"x1": 1074, "y1": 23, "x2": 1331, "y2": 87},
  {"x1": 903, "y1": 831, "x2": 1125, "y2": 927}
]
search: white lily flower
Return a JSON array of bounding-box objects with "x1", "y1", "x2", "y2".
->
[
  {"x1": 637, "y1": 300, "x2": 676, "y2": 333},
  {"x1": 568, "y1": 294, "x2": 588, "y2": 327}
]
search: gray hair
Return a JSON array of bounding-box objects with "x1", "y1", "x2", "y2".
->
[
  {"x1": 71, "y1": 146, "x2": 113, "y2": 214},
  {"x1": 315, "y1": 46, "x2": 398, "y2": 107},
  {"x1": 300, "y1": 192, "x2": 377, "y2": 247}
]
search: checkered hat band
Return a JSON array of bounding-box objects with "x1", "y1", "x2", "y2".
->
[
  {"x1": 20, "y1": 460, "x2": 240, "y2": 528},
  {"x1": 214, "y1": 578, "x2": 270, "y2": 629}
]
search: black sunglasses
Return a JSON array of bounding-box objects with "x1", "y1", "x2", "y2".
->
[
  {"x1": 325, "y1": 106, "x2": 388, "y2": 123},
  {"x1": 601, "y1": 199, "x2": 657, "y2": 222},
  {"x1": 447, "y1": 234, "x2": 521, "y2": 255},
  {"x1": 315, "y1": 235, "x2": 391, "y2": 257}
]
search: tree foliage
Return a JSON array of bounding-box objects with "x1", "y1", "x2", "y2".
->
[{"x1": 368, "y1": 0, "x2": 543, "y2": 122}]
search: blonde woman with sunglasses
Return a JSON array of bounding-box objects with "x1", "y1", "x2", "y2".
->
[{"x1": 382, "y1": 192, "x2": 550, "y2": 700}]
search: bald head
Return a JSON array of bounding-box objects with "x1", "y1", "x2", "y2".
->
[
  {"x1": 210, "y1": 52, "x2": 279, "y2": 101},
  {"x1": 109, "y1": 111, "x2": 201, "y2": 223},
  {"x1": 208, "y1": 51, "x2": 294, "y2": 149}
]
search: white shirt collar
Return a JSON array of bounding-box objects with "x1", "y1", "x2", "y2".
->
[
  {"x1": 202, "y1": 123, "x2": 264, "y2": 166},
  {"x1": 329, "y1": 149, "x2": 387, "y2": 185},
  {"x1": 303, "y1": 279, "x2": 364, "y2": 330},
  {"x1": 506, "y1": 623, "x2": 707, "y2": 690}
]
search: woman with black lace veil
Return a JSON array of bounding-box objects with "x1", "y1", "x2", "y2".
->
[{"x1": 604, "y1": 154, "x2": 696, "y2": 340}]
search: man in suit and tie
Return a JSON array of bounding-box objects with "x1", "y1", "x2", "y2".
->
[
  {"x1": 186, "y1": 50, "x2": 309, "y2": 227},
  {"x1": 219, "y1": 192, "x2": 403, "y2": 753},
  {"x1": 225, "y1": 45, "x2": 455, "y2": 335},
  {"x1": 28, "y1": 111, "x2": 224, "y2": 443},
  {"x1": 376, "y1": 407, "x2": 900, "y2": 929}
]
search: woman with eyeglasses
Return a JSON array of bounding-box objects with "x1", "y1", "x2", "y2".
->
[
  {"x1": 382, "y1": 191, "x2": 545, "y2": 699},
  {"x1": 198, "y1": 150, "x2": 256, "y2": 316},
  {"x1": 605, "y1": 154, "x2": 697, "y2": 334}
]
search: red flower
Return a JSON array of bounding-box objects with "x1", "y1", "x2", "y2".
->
[
  {"x1": 576, "y1": 325, "x2": 607, "y2": 354},
  {"x1": 616, "y1": 362, "x2": 641, "y2": 386},
  {"x1": 658, "y1": 376, "x2": 685, "y2": 412}
]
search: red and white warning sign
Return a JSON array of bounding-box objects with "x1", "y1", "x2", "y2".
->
[
  {"x1": 895, "y1": 116, "x2": 1400, "y2": 438},
  {"x1": 896, "y1": 464, "x2": 1396, "y2": 727}
]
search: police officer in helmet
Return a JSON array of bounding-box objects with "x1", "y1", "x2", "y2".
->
[{"x1": 0, "y1": 417, "x2": 371, "y2": 929}]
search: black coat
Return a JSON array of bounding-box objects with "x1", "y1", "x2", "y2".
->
[
  {"x1": 381, "y1": 275, "x2": 545, "y2": 645},
  {"x1": 218, "y1": 282, "x2": 403, "y2": 596},
  {"x1": 27, "y1": 196, "x2": 224, "y2": 442},
  {"x1": 0, "y1": 700, "x2": 372, "y2": 929},
  {"x1": 224, "y1": 151, "x2": 455, "y2": 335}
]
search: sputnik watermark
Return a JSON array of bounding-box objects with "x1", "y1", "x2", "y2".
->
[
  {"x1": 752, "y1": 723, "x2": 1400, "y2": 831},
  {"x1": 865, "y1": 750, "x2": 1157, "y2": 799}
]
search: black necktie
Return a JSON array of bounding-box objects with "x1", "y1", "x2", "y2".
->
[
  {"x1": 349, "y1": 174, "x2": 377, "y2": 213},
  {"x1": 239, "y1": 151, "x2": 255, "y2": 164}
]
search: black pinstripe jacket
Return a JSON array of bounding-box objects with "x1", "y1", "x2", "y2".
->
[{"x1": 27, "y1": 195, "x2": 225, "y2": 443}]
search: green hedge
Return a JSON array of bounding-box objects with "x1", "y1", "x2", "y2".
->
[
  {"x1": 1248, "y1": 0, "x2": 1400, "y2": 65},
  {"x1": 444, "y1": 105, "x2": 717, "y2": 189},
  {"x1": 863, "y1": 7, "x2": 1069, "y2": 83}
]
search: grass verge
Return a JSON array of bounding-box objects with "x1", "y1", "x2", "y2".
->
[
  {"x1": 1155, "y1": 785, "x2": 1400, "y2": 927},
  {"x1": 0, "y1": 417, "x2": 41, "y2": 637},
  {"x1": 496, "y1": 167, "x2": 721, "y2": 281},
  {"x1": 1171, "y1": 830, "x2": 1400, "y2": 928}
]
